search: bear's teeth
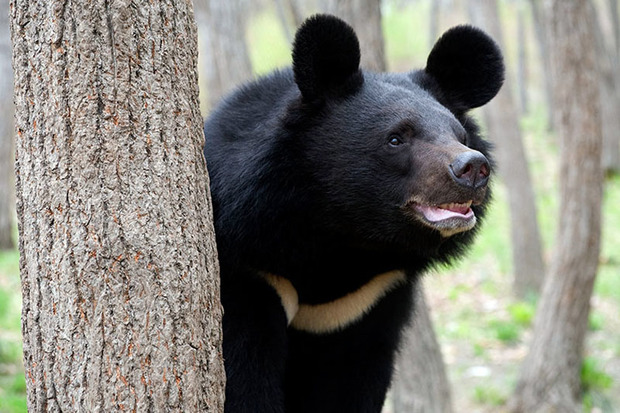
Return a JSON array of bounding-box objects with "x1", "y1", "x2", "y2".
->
[{"x1": 438, "y1": 201, "x2": 472, "y2": 214}]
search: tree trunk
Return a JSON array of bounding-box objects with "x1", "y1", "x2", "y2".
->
[
  {"x1": 429, "y1": 0, "x2": 440, "y2": 49},
  {"x1": 529, "y1": 0, "x2": 555, "y2": 131},
  {"x1": 199, "y1": 0, "x2": 253, "y2": 110},
  {"x1": 10, "y1": 0, "x2": 226, "y2": 411},
  {"x1": 595, "y1": 0, "x2": 620, "y2": 174},
  {"x1": 517, "y1": 6, "x2": 529, "y2": 115},
  {"x1": 610, "y1": 0, "x2": 620, "y2": 55},
  {"x1": 324, "y1": 0, "x2": 386, "y2": 72},
  {"x1": 392, "y1": 287, "x2": 453, "y2": 413},
  {"x1": 274, "y1": 0, "x2": 294, "y2": 44},
  {"x1": 0, "y1": 0, "x2": 14, "y2": 250},
  {"x1": 509, "y1": 0, "x2": 603, "y2": 411},
  {"x1": 468, "y1": 0, "x2": 546, "y2": 299}
]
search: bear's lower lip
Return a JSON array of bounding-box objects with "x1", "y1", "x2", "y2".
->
[{"x1": 412, "y1": 201, "x2": 477, "y2": 237}]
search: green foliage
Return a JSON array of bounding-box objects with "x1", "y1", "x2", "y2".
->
[
  {"x1": 0, "y1": 249, "x2": 25, "y2": 412},
  {"x1": 581, "y1": 357, "x2": 613, "y2": 393},
  {"x1": 473, "y1": 384, "x2": 507, "y2": 407},
  {"x1": 588, "y1": 312, "x2": 605, "y2": 332},
  {"x1": 488, "y1": 319, "x2": 520, "y2": 344},
  {"x1": 0, "y1": 340, "x2": 21, "y2": 365},
  {"x1": 0, "y1": 395, "x2": 27, "y2": 413},
  {"x1": 0, "y1": 372, "x2": 27, "y2": 413},
  {"x1": 473, "y1": 342, "x2": 486, "y2": 358},
  {"x1": 507, "y1": 302, "x2": 535, "y2": 327}
]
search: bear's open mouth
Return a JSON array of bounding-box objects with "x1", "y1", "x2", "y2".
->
[{"x1": 411, "y1": 201, "x2": 477, "y2": 237}]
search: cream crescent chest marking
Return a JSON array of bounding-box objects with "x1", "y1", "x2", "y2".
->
[{"x1": 262, "y1": 270, "x2": 407, "y2": 335}]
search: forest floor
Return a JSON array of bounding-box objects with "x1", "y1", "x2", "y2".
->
[{"x1": 421, "y1": 259, "x2": 620, "y2": 413}]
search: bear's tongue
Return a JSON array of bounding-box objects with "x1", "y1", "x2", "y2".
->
[{"x1": 417, "y1": 202, "x2": 473, "y2": 222}]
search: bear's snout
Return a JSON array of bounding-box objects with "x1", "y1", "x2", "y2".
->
[{"x1": 449, "y1": 150, "x2": 490, "y2": 189}]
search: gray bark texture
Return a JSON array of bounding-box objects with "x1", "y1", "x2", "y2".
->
[
  {"x1": 324, "y1": 0, "x2": 386, "y2": 72},
  {"x1": 509, "y1": 0, "x2": 603, "y2": 411},
  {"x1": 10, "y1": 0, "x2": 226, "y2": 411},
  {"x1": 469, "y1": 0, "x2": 546, "y2": 299},
  {"x1": 197, "y1": 0, "x2": 253, "y2": 110},
  {"x1": 0, "y1": 0, "x2": 15, "y2": 249},
  {"x1": 391, "y1": 287, "x2": 453, "y2": 413}
]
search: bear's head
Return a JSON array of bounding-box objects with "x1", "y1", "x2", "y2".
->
[{"x1": 286, "y1": 14, "x2": 504, "y2": 259}]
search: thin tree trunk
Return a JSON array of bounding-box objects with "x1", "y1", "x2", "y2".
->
[
  {"x1": 392, "y1": 287, "x2": 453, "y2": 413},
  {"x1": 509, "y1": 0, "x2": 603, "y2": 411},
  {"x1": 274, "y1": 0, "x2": 294, "y2": 44},
  {"x1": 288, "y1": 0, "x2": 308, "y2": 28},
  {"x1": 469, "y1": 0, "x2": 546, "y2": 299},
  {"x1": 610, "y1": 0, "x2": 620, "y2": 55},
  {"x1": 10, "y1": 0, "x2": 225, "y2": 411},
  {"x1": 595, "y1": 0, "x2": 620, "y2": 174},
  {"x1": 529, "y1": 0, "x2": 554, "y2": 131},
  {"x1": 0, "y1": 0, "x2": 14, "y2": 250},
  {"x1": 429, "y1": 0, "x2": 440, "y2": 49},
  {"x1": 201, "y1": 0, "x2": 253, "y2": 110},
  {"x1": 517, "y1": 6, "x2": 529, "y2": 115},
  {"x1": 324, "y1": 0, "x2": 386, "y2": 72}
]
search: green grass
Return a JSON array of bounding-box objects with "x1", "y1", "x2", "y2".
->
[
  {"x1": 473, "y1": 384, "x2": 507, "y2": 407},
  {"x1": 581, "y1": 357, "x2": 613, "y2": 393},
  {"x1": 488, "y1": 319, "x2": 521, "y2": 344},
  {"x1": 0, "y1": 249, "x2": 26, "y2": 413},
  {"x1": 507, "y1": 302, "x2": 535, "y2": 327}
]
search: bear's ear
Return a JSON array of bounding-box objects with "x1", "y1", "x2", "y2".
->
[
  {"x1": 425, "y1": 25, "x2": 504, "y2": 111},
  {"x1": 292, "y1": 14, "x2": 364, "y2": 103}
]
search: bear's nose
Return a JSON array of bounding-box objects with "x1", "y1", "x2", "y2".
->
[{"x1": 449, "y1": 151, "x2": 490, "y2": 189}]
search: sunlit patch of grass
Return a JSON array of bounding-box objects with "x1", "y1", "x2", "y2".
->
[{"x1": 473, "y1": 384, "x2": 507, "y2": 407}]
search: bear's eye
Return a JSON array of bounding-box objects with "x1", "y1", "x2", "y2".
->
[{"x1": 388, "y1": 135, "x2": 404, "y2": 147}]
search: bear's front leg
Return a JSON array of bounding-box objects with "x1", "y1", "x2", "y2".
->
[{"x1": 220, "y1": 268, "x2": 289, "y2": 413}]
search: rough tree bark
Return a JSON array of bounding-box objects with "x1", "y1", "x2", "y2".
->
[
  {"x1": 0, "y1": 0, "x2": 14, "y2": 250},
  {"x1": 196, "y1": 0, "x2": 253, "y2": 110},
  {"x1": 10, "y1": 0, "x2": 225, "y2": 411},
  {"x1": 469, "y1": 0, "x2": 546, "y2": 299},
  {"x1": 509, "y1": 0, "x2": 603, "y2": 411},
  {"x1": 391, "y1": 286, "x2": 453, "y2": 413},
  {"x1": 324, "y1": 0, "x2": 386, "y2": 72}
]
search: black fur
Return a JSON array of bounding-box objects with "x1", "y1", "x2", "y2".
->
[{"x1": 204, "y1": 14, "x2": 504, "y2": 413}]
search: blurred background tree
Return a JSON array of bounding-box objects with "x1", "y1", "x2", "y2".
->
[
  {"x1": 468, "y1": 0, "x2": 546, "y2": 299},
  {"x1": 510, "y1": 0, "x2": 604, "y2": 410}
]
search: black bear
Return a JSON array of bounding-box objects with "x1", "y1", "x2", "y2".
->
[{"x1": 204, "y1": 14, "x2": 504, "y2": 413}]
